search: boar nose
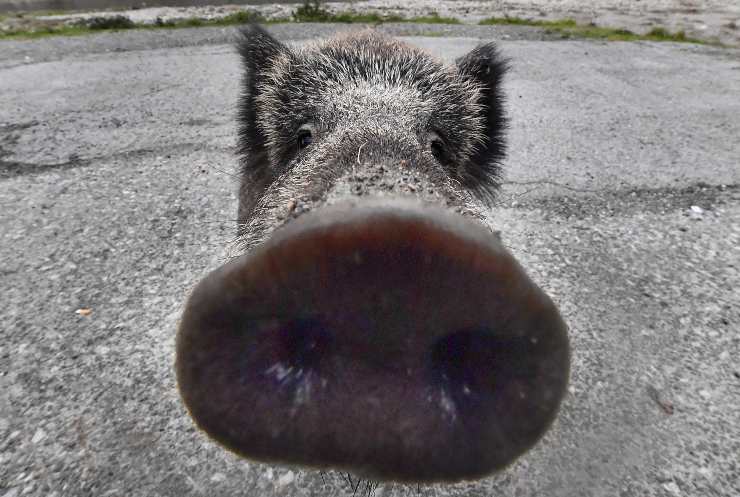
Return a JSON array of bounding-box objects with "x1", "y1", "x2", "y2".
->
[{"x1": 176, "y1": 198, "x2": 569, "y2": 483}]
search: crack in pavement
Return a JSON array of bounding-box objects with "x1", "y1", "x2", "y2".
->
[
  {"x1": 503, "y1": 179, "x2": 604, "y2": 193},
  {"x1": 502, "y1": 182, "x2": 740, "y2": 218},
  {"x1": 0, "y1": 142, "x2": 233, "y2": 179}
]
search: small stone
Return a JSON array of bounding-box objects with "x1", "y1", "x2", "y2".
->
[
  {"x1": 210, "y1": 473, "x2": 226, "y2": 483},
  {"x1": 276, "y1": 471, "x2": 295, "y2": 488},
  {"x1": 662, "y1": 481, "x2": 680, "y2": 495},
  {"x1": 31, "y1": 428, "x2": 45, "y2": 444},
  {"x1": 688, "y1": 205, "x2": 704, "y2": 220},
  {"x1": 697, "y1": 466, "x2": 712, "y2": 477},
  {"x1": 3, "y1": 487, "x2": 20, "y2": 497}
]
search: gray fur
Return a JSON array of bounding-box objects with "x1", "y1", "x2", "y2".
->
[
  {"x1": 175, "y1": 28, "x2": 571, "y2": 484},
  {"x1": 235, "y1": 26, "x2": 508, "y2": 250}
]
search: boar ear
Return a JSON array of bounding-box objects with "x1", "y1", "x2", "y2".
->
[
  {"x1": 236, "y1": 25, "x2": 290, "y2": 225},
  {"x1": 237, "y1": 25, "x2": 289, "y2": 157},
  {"x1": 456, "y1": 43, "x2": 509, "y2": 198}
]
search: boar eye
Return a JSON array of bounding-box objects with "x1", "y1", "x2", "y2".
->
[
  {"x1": 297, "y1": 126, "x2": 313, "y2": 150},
  {"x1": 429, "y1": 132, "x2": 446, "y2": 161}
]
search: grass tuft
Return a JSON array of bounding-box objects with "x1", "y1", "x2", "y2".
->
[
  {"x1": 153, "y1": 10, "x2": 266, "y2": 28},
  {"x1": 645, "y1": 27, "x2": 690, "y2": 41},
  {"x1": 480, "y1": 17, "x2": 577, "y2": 28},
  {"x1": 292, "y1": 0, "x2": 333, "y2": 22},
  {"x1": 221, "y1": 10, "x2": 265, "y2": 25},
  {"x1": 1, "y1": 24, "x2": 90, "y2": 38},
  {"x1": 479, "y1": 16, "x2": 711, "y2": 44},
  {"x1": 291, "y1": 1, "x2": 457, "y2": 24},
  {"x1": 83, "y1": 15, "x2": 135, "y2": 30},
  {"x1": 408, "y1": 13, "x2": 460, "y2": 25},
  {"x1": 0, "y1": 10, "x2": 268, "y2": 38}
]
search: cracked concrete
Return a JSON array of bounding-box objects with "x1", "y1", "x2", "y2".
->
[{"x1": 1, "y1": 26, "x2": 739, "y2": 497}]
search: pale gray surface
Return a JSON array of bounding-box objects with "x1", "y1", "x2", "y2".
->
[{"x1": 1, "y1": 28, "x2": 739, "y2": 497}]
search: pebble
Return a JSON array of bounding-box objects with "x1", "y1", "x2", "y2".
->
[
  {"x1": 663, "y1": 481, "x2": 681, "y2": 495},
  {"x1": 31, "y1": 428, "x2": 45, "y2": 444},
  {"x1": 276, "y1": 471, "x2": 295, "y2": 488},
  {"x1": 689, "y1": 205, "x2": 704, "y2": 220}
]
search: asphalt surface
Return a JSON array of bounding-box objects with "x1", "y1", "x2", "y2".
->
[{"x1": 1, "y1": 25, "x2": 739, "y2": 497}]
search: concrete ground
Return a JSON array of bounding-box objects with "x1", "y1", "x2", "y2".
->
[{"x1": 1, "y1": 24, "x2": 739, "y2": 497}]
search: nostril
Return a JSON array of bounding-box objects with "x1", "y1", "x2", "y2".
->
[
  {"x1": 431, "y1": 329, "x2": 543, "y2": 406},
  {"x1": 431, "y1": 329, "x2": 498, "y2": 399}
]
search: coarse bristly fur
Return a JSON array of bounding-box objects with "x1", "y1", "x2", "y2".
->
[
  {"x1": 235, "y1": 25, "x2": 508, "y2": 248},
  {"x1": 180, "y1": 26, "x2": 572, "y2": 484}
]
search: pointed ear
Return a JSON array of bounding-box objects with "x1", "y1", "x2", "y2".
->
[
  {"x1": 456, "y1": 43, "x2": 509, "y2": 200},
  {"x1": 237, "y1": 24, "x2": 289, "y2": 159},
  {"x1": 236, "y1": 25, "x2": 291, "y2": 225}
]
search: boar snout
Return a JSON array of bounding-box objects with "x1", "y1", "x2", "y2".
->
[{"x1": 176, "y1": 199, "x2": 569, "y2": 483}]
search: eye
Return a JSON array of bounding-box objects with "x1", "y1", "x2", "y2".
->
[
  {"x1": 297, "y1": 126, "x2": 313, "y2": 150},
  {"x1": 429, "y1": 132, "x2": 446, "y2": 161}
]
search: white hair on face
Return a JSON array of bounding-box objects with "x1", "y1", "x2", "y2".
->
[
  {"x1": 254, "y1": 30, "x2": 487, "y2": 170},
  {"x1": 235, "y1": 29, "x2": 507, "y2": 250}
]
